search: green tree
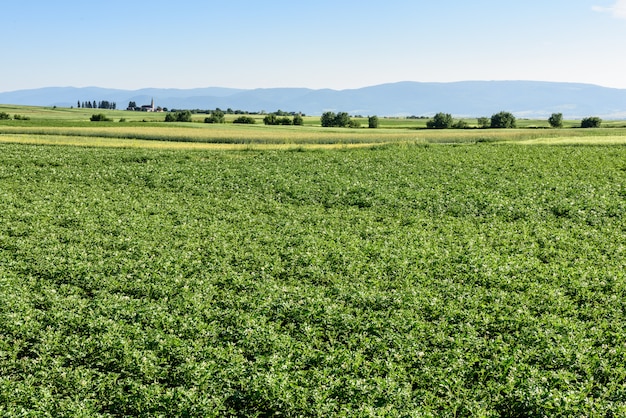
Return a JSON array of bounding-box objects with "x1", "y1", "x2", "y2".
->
[
  {"x1": 205, "y1": 109, "x2": 225, "y2": 123},
  {"x1": 426, "y1": 112, "x2": 453, "y2": 129},
  {"x1": 490, "y1": 111, "x2": 516, "y2": 128},
  {"x1": 581, "y1": 116, "x2": 602, "y2": 128},
  {"x1": 368, "y1": 115, "x2": 379, "y2": 129},
  {"x1": 548, "y1": 113, "x2": 563, "y2": 128},
  {"x1": 293, "y1": 114, "x2": 304, "y2": 126},
  {"x1": 0, "y1": 112, "x2": 10, "y2": 120},
  {"x1": 263, "y1": 114, "x2": 279, "y2": 125},
  {"x1": 334, "y1": 112, "x2": 351, "y2": 127},
  {"x1": 477, "y1": 117, "x2": 490, "y2": 128},
  {"x1": 233, "y1": 116, "x2": 256, "y2": 124},
  {"x1": 321, "y1": 111, "x2": 336, "y2": 127}
]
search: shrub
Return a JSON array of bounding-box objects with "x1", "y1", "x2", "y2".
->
[
  {"x1": 368, "y1": 115, "x2": 379, "y2": 129},
  {"x1": 452, "y1": 119, "x2": 469, "y2": 129},
  {"x1": 233, "y1": 116, "x2": 256, "y2": 124},
  {"x1": 13, "y1": 114, "x2": 30, "y2": 120},
  {"x1": 477, "y1": 117, "x2": 490, "y2": 128},
  {"x1": 0, "y1": 112, "x2": 11, "y2": 120},
  {"x1": 581, "y1": 116, "x2": 602, "y2": 128},
  {"x1": 348, "y1": 120, "x2": 361, "y2": 128},
  {"x1": 90, "y1": 114, "x2": 111, "y2": 122}
]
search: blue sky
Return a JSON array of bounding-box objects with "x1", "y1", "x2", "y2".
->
[{"x1": 2, "y1": 0, "x2": 626, "y2": 92}]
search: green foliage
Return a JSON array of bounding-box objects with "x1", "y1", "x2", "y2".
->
[
  {"x1": 368, "y1": 115, "x2": 379, "y2": 129},
  {"x1": 320, "y1": 111, "x2": 352, "y2": 127},
  {"x1": 233, "y1": 116, "x2": 256, "y2": 124},
  {"x1": 548, "y1": 112, "x2": 563, "y2": 128},
  {"x1": 89, "y1": 113, "x2": 111, "y2": 122},
  {"x1": 490, "y1": 111, "x2": 517, "y2": 128},
  {"x1": 204, "y1": 110, "x2": 225, "y2": 124},
  {"x1": 0, "y1": 112, "x2": 11, "y2": 120},
  {"x1": 1, "y1": 143, "x2": 626, "y2": 416},
  {"x1": 13, "y1": 114, "x2": 30, "y2": 121},
  {"x1": 477, "y1": 116, "x2": 490, "y2": 128},
  {"x1": 581, "y1": 116, "x2": 602, "y2": 128},
  {"x1": 293, "y1": 114, "x2": 304, "y2": 126},
  {"x1": 426, "y1": 112, "x2": 454, "y2": 129},
  {"x1": 452, "y1": 119, "x2": 468, "y2": 129},
  {"x1": 165, "y1": 110, "x2": 193, "y2": 123}
]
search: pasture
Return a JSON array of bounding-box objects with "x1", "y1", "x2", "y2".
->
[{"x1": 1, "y1": 106, "x2": 626, "y2": 416}]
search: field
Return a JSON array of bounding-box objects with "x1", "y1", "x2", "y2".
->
[{"x1": 1, "y1": 106, "x2": 626, "y2": 416}]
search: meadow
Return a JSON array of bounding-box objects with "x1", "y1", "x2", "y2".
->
[{"x1": 1, "y1": 106, "x2": 626, "y2": 416}]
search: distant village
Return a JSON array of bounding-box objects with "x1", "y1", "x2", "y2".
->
[
  {"x1": 77, "y1": 98, "x2": 164, "y2": 112},
  {"x1": 126, "y1": 98, "x2": 165, "y2": 112}
]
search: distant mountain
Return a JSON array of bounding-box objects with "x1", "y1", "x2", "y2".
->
[{"x1": 2, "y1": 81, "x2": 626, "y2": 118}]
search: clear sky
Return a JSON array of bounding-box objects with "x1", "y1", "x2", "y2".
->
[{"x1": 2, "y1": 0, "x2": 626, "y2": 92}]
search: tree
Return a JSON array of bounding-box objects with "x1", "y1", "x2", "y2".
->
[
  {"x1": 334, "y1": 112, "x2": 351, "y2": 127},
  {"x1": 426, "y1": 112, "x2": 453, "y2": 129},
  {"x1": 0, "y1": 112, "x2": 10, "y2": 120},
  {"x1": 128, "y1": 101, "x2": 137, "y2": 109},
  {"x1": 233, "y1": 116, "x2": 256, "y2": 124},
  {"x1": 293, "y1": 114, "x2": 304, "y2": 126},
  {"x1": 548, "y1": 113, "x2": 563, "y2": 128},
  {"x1": 165, "y1": 110, "x2": 192, "y2": 122},
  {"x1": 581, "y1": 116, "x2": 602, "y2": 128},
  {"x1": 368, "y1": 115, "x2": 379, "y2": 129},
  {"x1": 205, "y1": 109, "x2": 225, "y2": 123},
  {"x1": 263, "y1": 114, "x2": 279, "y2": 125},
  {"x1": 490, "y1": 111, "x2": 516, "y2": 128},
  {"x1": 320, "y1": 111, "x2": 336, "y2": 127},
  {"x1": 452, "y1": 119, "x2": 468, "y2": 129},
  {"x1": 477, "y1": 117, "x2": 490, "y2": 128}
]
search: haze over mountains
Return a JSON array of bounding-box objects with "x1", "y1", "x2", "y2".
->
[{"x1": 2, "y1": 81, "x2": 626, "y2": 118}]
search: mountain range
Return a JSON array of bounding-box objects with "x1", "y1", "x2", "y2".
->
[{"x1": 1, "y1": 81, "x2": 626, "y2": 118}]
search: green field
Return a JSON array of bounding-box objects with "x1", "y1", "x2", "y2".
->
[{"x1": 1, "y1": 106, "x2": 626, "y2": 416}]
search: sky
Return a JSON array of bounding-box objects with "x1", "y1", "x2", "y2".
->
[{"x1": 2, "y1": 0, "x2": 626, "y2": 92}]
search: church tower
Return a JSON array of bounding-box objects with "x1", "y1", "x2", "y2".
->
[{"x1": 151, "y1": 98, "x2": 154, "y2": 111}]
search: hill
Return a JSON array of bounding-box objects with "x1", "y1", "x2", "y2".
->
[{"x1": 1, "y1": 81, "x2": 626, "y2": 118}]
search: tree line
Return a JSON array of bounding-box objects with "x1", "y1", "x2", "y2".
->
[{"x1": 78, "y1": 100, "x2": 117, "y2": 110}]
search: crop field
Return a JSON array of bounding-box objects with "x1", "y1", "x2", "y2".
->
[{"x1": 1, "y1": 137, "x2": 626, "y2": 416}]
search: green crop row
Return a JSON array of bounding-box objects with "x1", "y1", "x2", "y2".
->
[{"x1": 1, "y1": 143, "x2": 625, "y2": 416}]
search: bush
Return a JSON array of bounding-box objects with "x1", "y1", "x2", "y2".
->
[
  {"x1": 490, "y1": 111, "x2": 516, "y2": 128},
  {"x1": 165, "y1": 111, "x2": 192, "y2": 123},
  {"x1": 452, "y1": 119, "x2": 469, "y2": 129},
  {"x1": 13, "y1": 114, "x2": 30, "y2": 120},
  {"x1": 477, "y1": 117, "x2": 490, "y2": 128},
  {"x1": 581, "y1": 116, "x2": 602, "y2": 128},
  {"x1": 293, "y1": 114, "x2": 304, "y2": 126},
  {"x1": 427, "y1": 112, "x2": 453, "y2": 129},
  {"x1": 233, "y1": 116, "x2": 256, "y2": 124},
  {"x1": 90, "y1": 114, "x2": 111, "y2": 122},
  {"x1": 0, "y1": 112, "x2": 11, "y2": 120},
  {"x1": 368, "y1": 115, "x2": 379, "y2": 129}
]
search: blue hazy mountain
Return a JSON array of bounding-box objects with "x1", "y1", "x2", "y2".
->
[{"x1": 1, "y1": 81, "x2": 625, "y2": 118}]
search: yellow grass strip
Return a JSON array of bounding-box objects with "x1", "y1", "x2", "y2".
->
[{"x1": 0, "y1": 134, "x2": 390, "y2": 150}]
